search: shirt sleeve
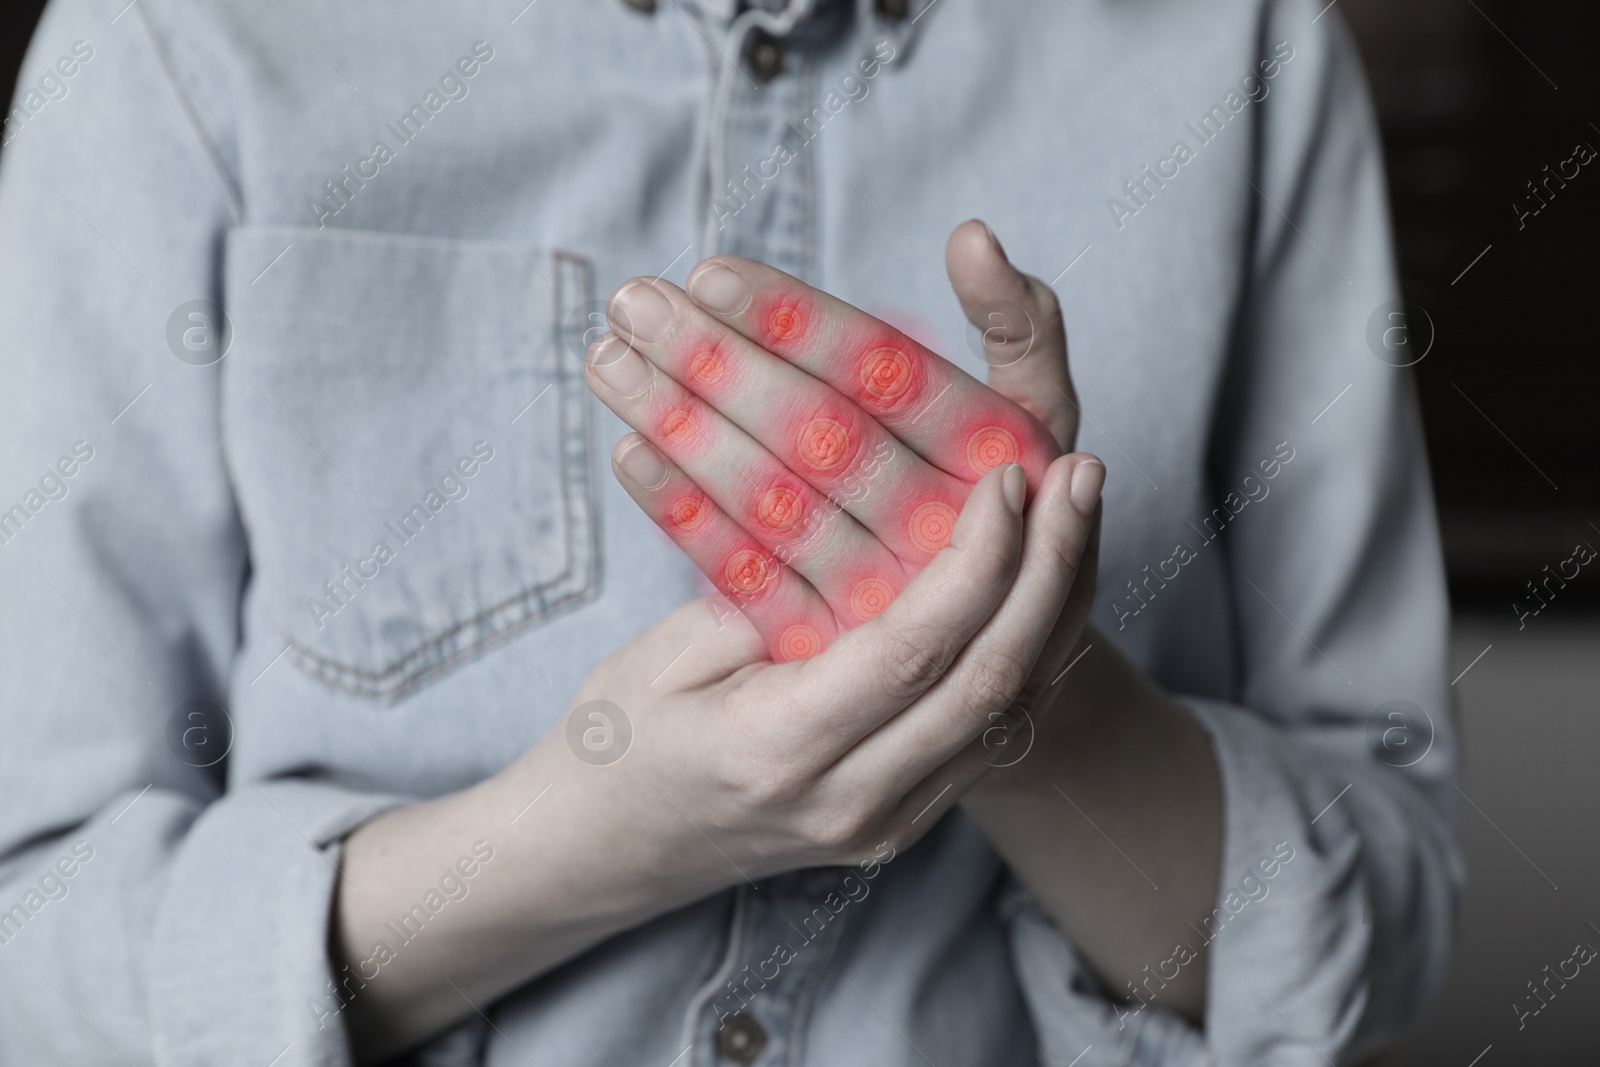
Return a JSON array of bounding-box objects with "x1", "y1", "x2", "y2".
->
[
  {"x1": 0, "y1": 4, "x2": 404, "y2": 1064},
  {"x1": 1003, "y1": 4, "x2": 1461, "y2": 1065}
]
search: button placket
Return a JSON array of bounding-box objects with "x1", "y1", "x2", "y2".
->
[{"x1": 706, "y1": 19, "x2": 819, "y2": 278}]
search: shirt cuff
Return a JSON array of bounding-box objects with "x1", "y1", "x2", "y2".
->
[{"x1": 147, "y1": 778, "x2": 407, "y2": 1067}]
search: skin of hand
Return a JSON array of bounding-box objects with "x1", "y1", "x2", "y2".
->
[
  {"x1": 593, "y1": 221, "x2": 1222, "y2": 1022},
  {"x1": 945, "y1": 220, "x2": 1224, "y2": 1023},
  {"x1": 329, "y1": 398, "x2": 1100, "y2": 1059}
]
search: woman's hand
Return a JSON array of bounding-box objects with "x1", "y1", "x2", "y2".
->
[
  {"x1": 331, "y1": 412, "x2": 1100, "y2": 1062},
  {"x1": 586, "y1": 226, "x2": 1101, "y2": 674}
]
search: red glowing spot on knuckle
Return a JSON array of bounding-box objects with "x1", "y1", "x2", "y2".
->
[
  {"x1": 778, "y1": 623, "x2": 821, "y2": 661},
  {"x1": 794, "y1": 416, "x2": 853, "y2": 473},
  {"x1": 856, "y1": 344, "x2": 919, "y2": 408},
  {"x1": 849, "y1": 577, "x2": 896, "y2": 621},
  {"x1": 660, "y1": 406, "x2": 701, "y2": 446},
  {"x1": 766, "y1": 304, "x2": 805, "y2": 343},
  {"x1": 756, "y1": 484, "x2": 805, "y2": 533},
  {"x1": 668, "y1": 493, "x2": 708, "y2": 532},
  {"x1": 723, "y1": 548, "x2": 775, "y2": 597},
  {"x1": 908, "y1": 500, "x2": 958, "y2": 554},
  {"x1": 688, "y1": 347, "x2": 727, "y2": 386},
  {"x1": 966, "y1": 425, "x2": 1020, "y2": 476}
]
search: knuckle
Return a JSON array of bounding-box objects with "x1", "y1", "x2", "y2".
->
[
  {"x1": 879, "y1": 623, "x2": 959, "y2": 701},
  {"x1": 1026, "y1": 276, "x2": 1065, "y2": 333},
  {"x1": 800, "y1": 803, "x2": 877, "y2": 852},
  {"x1": 959, "y1": 647, "x2": 1033, "y2": 717}
]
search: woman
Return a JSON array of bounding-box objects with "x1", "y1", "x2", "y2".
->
[{"x1": 0, "y1": 0, "x2": 1458, "y2": 1063}]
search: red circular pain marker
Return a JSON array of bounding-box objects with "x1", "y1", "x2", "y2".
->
[
  {"x1": 689, "y1": 348, "x2": 726, "y2": 386},
  {"x1": 795, "y1": 417, "x2": 851, "y2": 472},
  {"x1": 767, "y1": 304, "x2": 804, "y2": 343},
  {"x1": 849, "y1": 577, "x2": 895, "y2": 621},
  {"x1": 908, "y1": 500, "x2": 958, "y2": 554},
  {"x1": 966, "y1": 425, "x2": 1020, "y2": 476},
  {"x1": 723, "y1": 548, "x2": 773, "y2": 597},
  {"x1": 668, "y1": 494, "x2": 708, "y2": 531},
  {"x1": 778, "y1": 624, "x2": 821, "y2": 661},
  {"x1": 661, "y1": 408, "x2": 699, "y2": 444},
  {"x1": 756, "y1": 485, "x2": 804, "y2": 533},
  {"x1": 857, "y1": 345, "x2": 916, "y2": 406}
]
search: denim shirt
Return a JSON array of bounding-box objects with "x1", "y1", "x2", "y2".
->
[{"x1": 0, "y1": 0, "x2": 1460, "y2": 1064}]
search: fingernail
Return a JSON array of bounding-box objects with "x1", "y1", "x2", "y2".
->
[
  {"x1": 617, "y1": 439, "x2": 668, "y2": 490},
  {"x1": 588, "y1": 336, "x2": 653, "y2": 396},
  {"x1": 1069, "y1": 458, "x2": 1105, "y2": 514},
  {"x1": 610, "y1": 282, "x2": 674, "y2": 342},
  {"x1": 687, "y1": 264, "x2": 752, "y2": 314},
  {"x1": 1001, "y1": 464, "x2": 1026, "y2": 515},
  {"x1": 978, "y1": 220, "x2": 1008, "y2": 261}
]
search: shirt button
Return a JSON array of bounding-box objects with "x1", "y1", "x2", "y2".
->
[
  {"x1": 622, "y1": 0, "x2": 656, "y2": 12},
  {"x1": 716, "y1": 1012, "x2": 768, "y2": 1064},
  {"x1": 877, "y1": 0, "x2": 910, "y2": 19},
  {"x1": 745, "y1": 31, "x2": 784, "y2": 83}
]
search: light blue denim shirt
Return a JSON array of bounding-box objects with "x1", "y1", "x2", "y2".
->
[{"x1": 0, "y1": 0, "x2": 1460, "y2": 1064}]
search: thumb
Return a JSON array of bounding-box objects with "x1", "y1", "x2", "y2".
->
[{"x1": 945, "y1": 219, "x2": 1078, "y2": 452}]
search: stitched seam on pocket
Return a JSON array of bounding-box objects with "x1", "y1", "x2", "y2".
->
[{"x1": 286, "y1": 249, "x2": 601, "y2": 703}]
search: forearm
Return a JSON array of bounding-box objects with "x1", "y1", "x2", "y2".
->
[
  {"x1": 332, "y1": 739, "x2": 720, "y2": 1063},
  {"x1": 961, "y1": 628, "x2": 1222, "y2": 1020}
]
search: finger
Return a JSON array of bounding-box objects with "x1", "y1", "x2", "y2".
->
[
  {"x1": 945, "y1": 219, "x2": 1079, "y2": 452},
  {"x1": 594, "y1": 596, "x2": 767, "y2": 695},
  {"x1": 741, "y1": 462, "x2": 1028, "y2": 751},
  {"x1": 841, "y1": 453, "x2": 1104, "y2": 787},
  {"x1": 610, "y1": 433, "x2": 837, "y2": 663},
  {"x1": 682, "y1": 257, "x2": 1060, "y2": 493},
  {"x1": 587, "y1": 333, "x2": 913, "y2": 621},
  {"x1": 604, "y1": 279, "x2": 972, "y2": 568}
]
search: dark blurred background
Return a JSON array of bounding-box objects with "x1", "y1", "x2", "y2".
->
[{"x1": 2, "y1": 1, "x2": 1594, "y2": 1063}]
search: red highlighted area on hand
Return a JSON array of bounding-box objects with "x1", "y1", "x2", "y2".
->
[
  {"x1": 795, "y1": 416, "x2": 854, "y2": 473},
  {"x1": 778, "y1": 624, "x2": 821, "y2": 661},
  {"x1": 669, "y1": 493, "x2": 709, "y2": 532},
  {"x1": 689, "y1": 348, "x2": 727, "y2": 386},
  {"x1": 723, "y1": 548, "x2": 774, "y2": 598},
  {"x1": 756, "y1": 485, "x2": 805, "y2": 533},
  {"x1": 849, "y1": 576, "x2": 895, "y2": 622},
  {"x1": 661, "y1": 408, "x2": 700, "y2": 445},
  {"x1": 857, "y1": 344, "x2": 919, "y2": 408},
  {"x1": 908, "y1": 500, "x2": 958, "y2": 554},
  {"x1": 966, "y1": 425, "x2": 1020, "y2": 476}
]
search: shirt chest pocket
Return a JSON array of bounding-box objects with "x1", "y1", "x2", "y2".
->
[{"x1": 222, "y1": 226, "x2": 601, "y2": 703}]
